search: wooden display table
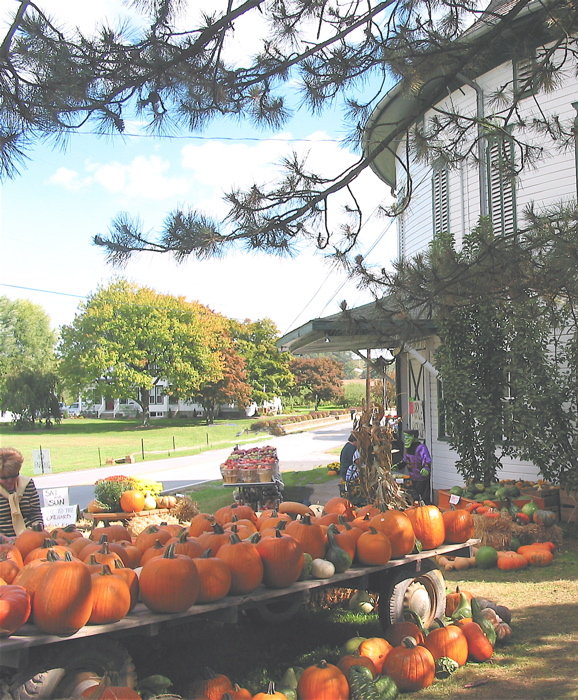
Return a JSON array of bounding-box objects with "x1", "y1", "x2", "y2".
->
[{"x1": 83, "y1": 509, "x2": 170, "y2": 528}]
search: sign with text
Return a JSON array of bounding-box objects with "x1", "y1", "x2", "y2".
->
[
  {"x1": 32, "y1": 449, "x2": 52, "y2": 474},
  {"x1": 41, "y1": 505, "x2": 78, "y2": 529},
  {"x1": 449, "y1": 493, "x2": 461, "y2": 505},
  {"x1": 42, "y1": 487, "x2": 69, "y2": 508}
]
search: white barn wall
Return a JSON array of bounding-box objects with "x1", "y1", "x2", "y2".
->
[{"x1": 393, "y1": 43, "x2": 577, "y2": 487}]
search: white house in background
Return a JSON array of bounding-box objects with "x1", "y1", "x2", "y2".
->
[{"x1": 279, "y1": 0, "x2": 578, "y2": 492}]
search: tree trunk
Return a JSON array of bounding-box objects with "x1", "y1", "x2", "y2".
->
[{"x1": 139, "y1": 387, "x2": 150, "y2": 426}]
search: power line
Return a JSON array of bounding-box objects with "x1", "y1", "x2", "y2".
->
[
  {"x1": 69, "y1": 130, "x2": 342, "y2": 144},
  {"x1": 0, "y1": 283, "x2": 86, "y2": 299}
]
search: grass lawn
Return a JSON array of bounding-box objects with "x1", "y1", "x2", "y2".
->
[{"x1": 0, "y1": 417, "x2": 270, "y2": 475}]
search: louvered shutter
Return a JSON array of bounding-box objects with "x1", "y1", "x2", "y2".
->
[
  {"x1": 432, "y1": 166, "x2": 449, "y2": 236},
  {"x1": 487, "y1": 138, "x2": 516, "y2": 236}
]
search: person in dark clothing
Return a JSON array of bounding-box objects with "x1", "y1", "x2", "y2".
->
[
  {"x1": 0, "y1": 447, "x2": 44, "y2": 538},
  {"x1": 339, "y1": 434, "x2": 358, "y2": 481},
  {"x1": 403, "y1": 430, "x2": 432, "y2": 504}
]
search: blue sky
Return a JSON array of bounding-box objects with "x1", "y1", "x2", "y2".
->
[{"x1": 1, "y1": 1, "x2": 397, "y2": 336}]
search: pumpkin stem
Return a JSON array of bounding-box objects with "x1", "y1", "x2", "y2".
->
[{"x1": 401, "y1": 636, "x2": 418, "y2": 648}]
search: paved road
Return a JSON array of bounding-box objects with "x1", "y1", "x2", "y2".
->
[{"x1": 33, "y1": 421, "x2": 352, "y2": 509}]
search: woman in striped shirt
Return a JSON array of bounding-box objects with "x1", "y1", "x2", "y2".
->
[{"x1": 0, "y1": 447, "x2": 44, "y2": 538}]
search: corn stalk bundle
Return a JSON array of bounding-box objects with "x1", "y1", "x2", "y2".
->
[{"x1": 354, "y1": 405, "x2": 410, "y2": 509}]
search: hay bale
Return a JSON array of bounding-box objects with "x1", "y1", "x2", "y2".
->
[{"x1": 472, "y1": 514, "x2": 563, "y2": 549}]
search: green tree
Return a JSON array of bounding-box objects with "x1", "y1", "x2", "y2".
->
[
  {"x1": 391, "y1": 214, "x2": 578, "y2": 489},
  {"x1": 290, "y1": 356, "x2": 344, "y2": 410},
  {"x1": 58, "y1": 281, "x2": 226, "y2": 424},
  {"x1": 231, "y1": 319, "x2": 294, "y2": 404},
  {"x1": 194, "y1": 346, "x2": 253, "y2": 425},
  {"x1": 1, "y1": 370, "x2": 61, "y2": 429},
  {"x1": 0, "y1": 296, "x2": 56, "y2": 378}
]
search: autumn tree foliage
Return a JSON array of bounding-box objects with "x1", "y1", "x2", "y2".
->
[
  {"x1": 290, "y1": 356, "x2": 344, "y2": 410},
  {"x1": 194, "y1": 346, "x2": 253, "y2": 424}
]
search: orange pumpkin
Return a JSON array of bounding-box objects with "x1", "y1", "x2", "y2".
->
[
  {"x1": 188, "y1": 513, "x2": 216, "y2": 537},
  {"x1": 194, "y1": 551, "x2": 232, "y2": 603},
  {"x1": 32, "y1": 554, "x2": 94, "y2": 635},
  {"x1": 251, "y1": 682, "x2": 288, "y2": 700},
  {"x1": 285, "y1": 515, "x2": 326, "y2": 560},
  {"x1": 383, "y1": 636, "x2": 435, "y2": 691},
  {"x1": 297, "y1": 660, "x2": 349, "y2": 700},
  {"x1": 190, "y1": 669, "x2": 233, "y2": 700},
  {"x1": 88, "y1": 565, "x2": 131, "y2": 624},
  {"x1": 134, "y1": 525, "x2": 172, "y2": 553},
  {"x1": 445, "y1": 586, "x2": 473, "y2": 617},
  {"x1": 14, "y1": 526, "x2": 50, "y2": 559},
  {"x1": 213, "y1": 503, "x2": 257, "y2": 526},
  {"x1": 457, "y1": 621, "x2": 494, "y2": 661},
  {"x1": 322, "y1": 497, "x2": 356, "y2": 520},
  {"x1": 423, "y1": 621, "x2": 468, "y2": 665},
  {"x1": 369, "y1": 510, "x2": 415, "y2": 557},
  {"x1": 255, "y1": 531, "x2": 304, "y2": 589},
  {"x1": 442, "y1": 509, "x2": 474, "y2": 544},
  {"x1": 405, "y1": 505, "x2": 445, "y2": 550},
  {"x1": 119, "y1": 490, "x2": 145, "y2": 513},
  {"x1": 0, "y1": 584, "x2": 31, "y2": 636},
  {"x1": 337, "y1": 652, "x2": 378, "y2": 677},
  {"x1": 215, "y1": 534, "x2": 263, "y2": 595},
  {"x1": 358, "y1": 636, "x2": 393, "y2": 674},
  {"x1": 0, "y1": 551, "x2": 21, "y2": 584},
  {"x1": 356, "y1": 527, "x2": 392, "y2": 566},
  {"x1": 139, "y1": 543, "x2": 200, "y2": 613}
]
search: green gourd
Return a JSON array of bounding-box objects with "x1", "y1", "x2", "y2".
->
[
  {"x1": 435, "y1": 656, "x2": 460, "y2": 679},
  {"x1": 374, "y1": 675, "x2": 399, "y2": 699},
  {"x1": 450, "y1": 592, "x2": 472, "y2": 621},
  {"x1": 471, "y1": 597, "x2": 497, "y2": 646},
  {"x1": 325, "y1": 530, "x2": 352, "y2": 573},
  {"x1": 278, "y1": 667, "x2": 300, "y2": 690},
  {"x1": 298, "y1": 553, "x2": 313, "y2": 580},
  {"x1": 347, "y1": 666, "x2": 383, "y2": 700}
]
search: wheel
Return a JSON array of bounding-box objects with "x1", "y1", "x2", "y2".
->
[
  {"x1": 8, "y1": 639, "x2": 136, "y2": 700},
  {"x1": 244, "y1": 595, "x2": 306, "y2": 624},
  {"x1": 378, "y1": 562, "x2": 446, "y2": 630}
]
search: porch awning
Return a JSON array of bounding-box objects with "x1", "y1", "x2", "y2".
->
[{"x1": 278, "y1": 297, "x2": 437, "y2": 355}]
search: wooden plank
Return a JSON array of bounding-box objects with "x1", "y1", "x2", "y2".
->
[{"x1": 0, "y1": 539, "x2": 478, "y2": 660}]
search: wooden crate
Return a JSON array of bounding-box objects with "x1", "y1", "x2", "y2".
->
[
  {"x1": 559, "y1": 489, "x2": 577, "y2": 523},
  {"x1": 435, "y1": 489, "x2": 531, "y2": 512}
]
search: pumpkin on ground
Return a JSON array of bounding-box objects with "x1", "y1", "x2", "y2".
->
[
  {"x1": 337, "y1": 652, "x2": 378, "y2": 678},
  {"x1": 423, "y1": 620, "x2": 468, "y2": 666},
  {"x1": 382, "y1": 636, "x2": 436, "y2": 692},
  {"x1": 189, "y1": 669, "x2": 234, "y2": 700},
  {"x1": 457, "y1": 621, "x2": 494, "y2": 662},
  {"x1": 358, "y1": 636, "x2": 393, "y2": 674},
  {"x1": 251, "y1": 682, "x2": 289, "y2": 699},
  {"x1": 297, "y1": 660, "x2": 349, "y2": 700},
  {"x1": 497, "y1": 551, "x2": 527, "y2": 570}
]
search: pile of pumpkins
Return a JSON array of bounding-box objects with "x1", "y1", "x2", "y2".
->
[
  {"x1": 183, "y1": 588, "x2": 512, "y2": 699},
  {"x1": 0, "y1": 499, "x2": 474, "y2": 641}
]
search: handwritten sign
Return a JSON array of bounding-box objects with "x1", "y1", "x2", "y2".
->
[
  {"x1": 32, "y1": 449, "x2": 52, "y2": 474},
  {"x1": 42, "y1": 487, "x2": 69, "y2": 508},
  {"x1": 449, "y1": 493, "x2": 461, "y2": 505},
  {"x1": 41, "y1": 505, "x2": 78, "y2": 529}
]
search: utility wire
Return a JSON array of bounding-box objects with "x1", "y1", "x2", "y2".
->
[{"x1": 0, "y1": 283, "x2": 86, "y2": 299}]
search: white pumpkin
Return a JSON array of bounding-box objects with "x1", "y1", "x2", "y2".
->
[
  {"x1": 311, "y1": 558, "x2": 335, "y2": 579},
  {"x1": 142, "y1": 492, "x2": 157, "y2": 510}
]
